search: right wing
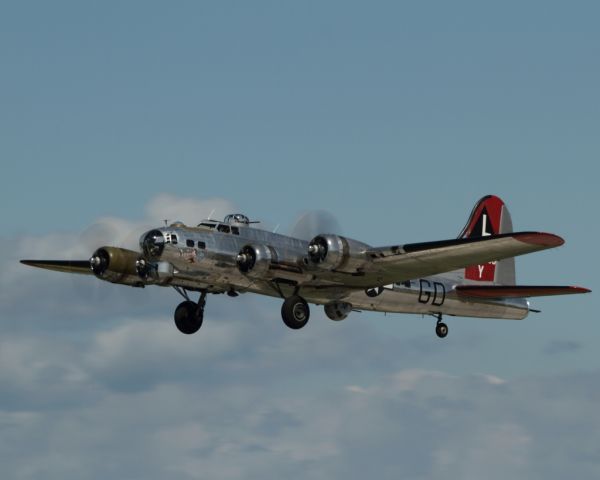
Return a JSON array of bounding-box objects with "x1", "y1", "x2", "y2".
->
[{"x1": 358, "y1": 231, "x2": 564, "y2": 287}]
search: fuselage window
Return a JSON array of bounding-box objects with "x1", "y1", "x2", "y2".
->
[
  {"x1": 186, "y1": 239, "x2": 194, "y2": 247},
  {"x1": 231, "y1": 226, "x2": 239, "y2": 235},
  {"x1": 197, "y1": 241, "x2": 206, "y2": 249},
  {"x1": 217, "y1": 224, "x2": 230, "y2": 233},
  {"x1": 171, "y1": 234, "x2": 178, "y2": 245}
]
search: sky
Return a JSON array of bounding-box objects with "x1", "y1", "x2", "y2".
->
[{"x1": 1, "y1": 1, "x2": 599, "y2": 478}]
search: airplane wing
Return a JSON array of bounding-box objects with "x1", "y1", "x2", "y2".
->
[
  {"x1": 20, "y1": 260, "x2": 92, "y2": 275},
  {"x1": 359, "y1": 232, "x2": 564, "y2": 286},
  {"x1": 455, "y1": 285, "x2": 591, "y2": 298}
]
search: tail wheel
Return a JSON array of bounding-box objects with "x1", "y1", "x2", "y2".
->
[
  {"x1": 174, "y1": 300, "x2": 203, "y2": 334},
  {"x1": 281, "y1": 295, "x2": 310, "y2": 329},
  {"x1": 435, "y1": 321, "x2": 448, "y2": 338}
]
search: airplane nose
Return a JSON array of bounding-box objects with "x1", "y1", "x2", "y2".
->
[{"x1": 141, "y1": 230, "x2": 165, "y2": 257}]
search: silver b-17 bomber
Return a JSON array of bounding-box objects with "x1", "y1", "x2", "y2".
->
[{"x1": 21, "y1": 195, "x2": 590, "y2": 338}]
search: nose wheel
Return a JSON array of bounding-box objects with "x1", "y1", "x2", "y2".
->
[
  {"x1": 434, "y1": 314, "x2": 448, "y2": 338},
  {"x1": 281, "y1": 295, "x2": 310, "y2": 329}
]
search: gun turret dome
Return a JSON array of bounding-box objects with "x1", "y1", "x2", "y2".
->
[{"x1": 224, "y1": 214, "x2": 251, "y2": 225}]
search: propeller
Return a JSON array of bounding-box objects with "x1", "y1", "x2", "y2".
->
[{"x1": 288, "y1": 210, "x2": 342, "y2": 241}]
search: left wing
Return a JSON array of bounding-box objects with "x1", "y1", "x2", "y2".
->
[
  {"x1": 359, "y1": 232, "x2": 564, "y2": 286},
  {"x1": 20, "y1": 260, "x2": 92, "y2": 275},
  {"x1": 455, "y1": 285, "x2": 591, "y2": 298}
]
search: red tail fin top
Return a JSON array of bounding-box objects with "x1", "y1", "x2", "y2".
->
[{"x1": 460, "y1": 195, "x2": 510, "y2": 282}]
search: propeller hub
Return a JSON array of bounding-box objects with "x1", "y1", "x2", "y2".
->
[
  {"x1": 236, "y1": 249, "x2": 255, "y2": 272},
  {"x1": 308, "y1": 236, "x2": 328, "y2": 263},
  {"x1": 136, "y1": 258, "x2": 152, "y2": 278},
  {"x1": 89, "y1": 249, "x2": 110, "y2": 275}
]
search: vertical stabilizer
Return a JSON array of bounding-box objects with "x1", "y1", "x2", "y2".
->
[{"x1": 458, "y1": 195, "x2": 516, "y2": 285}]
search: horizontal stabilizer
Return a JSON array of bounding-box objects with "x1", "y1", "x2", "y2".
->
[
  {"x1": 20, "y1": 260, "x2": 92, "y2": 275},
  {"x1": 455, "y1": 285, "x2": 591, "y2": 299}
]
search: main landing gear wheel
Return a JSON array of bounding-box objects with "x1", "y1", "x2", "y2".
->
[
  {"x1": 435, "y1": 320, "x2": 448, "y2": 338},
  {"x1": 281, "y1": 295, "x2": 310, "y2": 330},
  {"x1": 174, "y1": 300, "x2": 204, "y2": 335}
]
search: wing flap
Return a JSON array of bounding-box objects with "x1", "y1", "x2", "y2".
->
[
  {"x1": 20, "y1": 260, "x2": 92, "y2": 275},
  {"x1": 456, "y1": 285, "x2": 591, "y2": 299}
]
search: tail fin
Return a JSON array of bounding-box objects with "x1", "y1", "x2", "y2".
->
[{"x1": 458, "y1": 195, "x2": 516, "y2": 285}]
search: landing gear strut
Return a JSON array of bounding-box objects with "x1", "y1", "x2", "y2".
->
[
  {"x1": 174, "y1": 290, "x2": 207, "y2": 335},
  {"x1": 434, "y1": 313, "x2": 448, "y2": 338},
  {"x1": 281, "y1": 295, "x2": 310, "y2": 329}
]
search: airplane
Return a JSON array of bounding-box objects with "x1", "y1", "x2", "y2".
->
[{"x1": 21, "y1": 195, "x2": 590, "y2": 338}]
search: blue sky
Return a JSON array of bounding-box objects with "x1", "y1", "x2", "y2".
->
[{"x1": 1, "y1": 2, "x2": 599, "y2": 478}]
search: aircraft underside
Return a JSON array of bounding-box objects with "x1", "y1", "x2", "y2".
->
[{"x1": 167, "y1": 276, "x2": 529, "y2": 339}]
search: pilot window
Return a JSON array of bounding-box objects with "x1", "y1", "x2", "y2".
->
[
  {"x1": 217, "y1": 224, "x2": 230, "y2": 233},
  {"x1": 186, "y1": 239, "x2": 194, "y2": 248},
  {"x1": 171, "y1": 234, "x2": 178, "y2": 245},
  {"x1": 231, "y1": 226, "x2": 239, "y2": 235}
]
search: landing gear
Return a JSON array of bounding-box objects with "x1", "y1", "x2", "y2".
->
[
  {"x1": 281, "y1": 295, "x2": 310, "y2": 329},
  {"x1": 434, "y1": 314, "x2": 448, "y2": 338},
  {"x1": 173, "y1": 290, "x2": 207, "y2": 335}
]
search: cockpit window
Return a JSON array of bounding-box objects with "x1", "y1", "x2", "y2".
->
[
  {"x1": 217, "y1": 224, "x2": 230, "y2": 233},
  {"x1": 231, "y1": 226, "x2": 239, "y2": 235},
  {"x1": 186, "y1": 239, "x2": 194, "y2": 247},
  {"x1": 171, "y1": 234, "x2": 178, "y2": 245},
  {"x1": 197, "y1": 241, "x2": 206, "y2": 249},
  {"x1": 199, "y1": 222, "x2": 216, "y2": 229}
]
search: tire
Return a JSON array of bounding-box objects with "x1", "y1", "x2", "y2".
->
[
  {"x1": 174, "y1": 300, "x2": 203, "y2": 334},
  {"x1": 281, "y1": 295, "x2": 310, "y2": 330},
  {"x1": 435, "y1": 322, "x2": 448, "y2": 338}
]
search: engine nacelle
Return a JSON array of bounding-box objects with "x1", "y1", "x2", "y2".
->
[
  {"x1": 307, "y1": 234, "x2": 370, "y2": 273},
  {"x1": 324, "y1": 302, "x2": 353, "y2": 321},
  {"x1": 236, "y1": 244, "x2": 277, "y2": 278},
  {"x1": 90, "y1": 247, "x2": 142, "y2": 284}
]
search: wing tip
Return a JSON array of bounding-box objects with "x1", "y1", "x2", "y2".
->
[
  {"x1": 570, "y1": 286, "x2": 592, "y2": 294},
  {"x1": 514, "y1": 232, "x2": 565, "y2": 247}
]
